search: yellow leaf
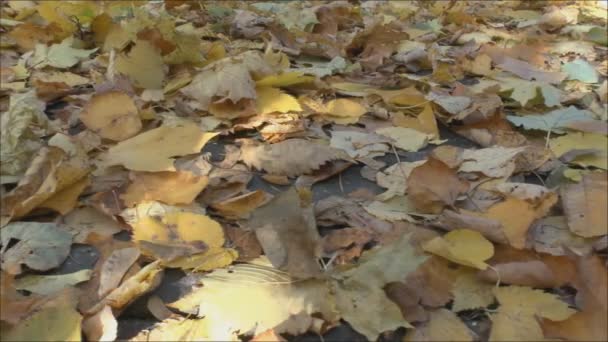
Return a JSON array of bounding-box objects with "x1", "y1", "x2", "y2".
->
[
  {"x1": 255, "y1": 86, "x2": 302, "y2": 115},
  {"x1": 1, "y1": 304, "x2": 82, "y2": 341},
  {"x1": 121, "y1": 171, "x2": 208, "y2": 207},
  {"x1": 489, "y1": 311, "x2": 545, "y2": 342},
  {"x1": 99, "y1": 124, "x2": 217, "y2": 172},
  {"x1": 550, "y1": 132, "x2": 608, "y2": 170},
  {"x1": 330, "y1": 82, "x2": 374, "y2": 96},
  {"x1": 325, "y1": 98, "x2": 367, "y2": 118},
  {"x1": 451, "y1": 270, "x2": 495, "y2": 312},
  {"x1": 210, "y1": 190, "x2": 272, "y2": 219},
  {"x1": 372, "y1": 86, "x2": 426, "y2": 106},
  {"x1": 393, "y1": 103, "x2": 439, "y2": 138},
  {"x1": 494, "y1": 286, "x2": 576, "y2": 321},
  {"x1": 405, "y1": 309, "x2": 474, "y2": 342},
  {"x1": 464, "y1": 195, "x2": 556, "y2": 249},
  {"x1": 165, "y1": 247, "x2": 238, "y2": 271},
  {"x1": 422, "y1": 229, "x2": 494, "y2": 270},
  {"x1": 376, "y1": 127, "x2": 430, "y2": 152},
  {"x1": 115, "y1": 40, "x2": 165, "y2": 89},
  {"x1": 39, "y1": 176, "x2": 89, "y2": 215},
  {"x1": 37, "y1": 1, "x2": 98, "y2": 37},
  {"x1": 256, "y1": 72, "x2": 315, "y2": 88},
  {"x1": 133, "y1": 212, "x2": 224, "y2": 247},
  {"x1": 80, "y1": 91, "x2": 142, "y2": 142}
]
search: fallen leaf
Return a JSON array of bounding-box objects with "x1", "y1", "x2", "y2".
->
[
  {"x1": 530, "y1": 216, "x2": 595, "y2": 256},
  {"x1": 170, "y1": 258, "x2": 338, "y2": 340},
  {"x1": 164, "y1": 246, "x2": 238, "y2": 271},
  {"x1": 549, "y1": 132, "x2": 607, "y2": 169},
  {"x1": 115, "y1": 39, "x2": 165, "y2": 89},
  {"x1": 496, "y1": 55, "x2": 566, "y2": 84},
  {"x1": 249, "y1": 187, "x2": 321, "y2": 279},
  {"x1": 479, "y1": 260, "x2": 559, "y2": 288},
  {"x1": 87, "y1": 260, "x2": 163, "y2": 314},
  {"x1": 459, "y1": 146, "x2": 525, "y2": 178},
  {"x1": 494, "y1": 285, "x2": 576, "y2": 320},
  {"x1": 364, "y1": 196, "x2": 420, "y2": 222},
  {"x1": 121, "y1": 171, "x2": 208, "y2": 207},
  {"x1": 508, "y1": 106, "x2": 599, "y2": 134},
  {"x1": 80, "y1": 91, "x2": 142, "y2": 141},
  {"x1": 560, "y1": 172, "x2": 608, "y2": 237},
  {"x1": 132, "y1": 212, "x2": 225, "y2": 262},
  {"x1": 131, "y1": 317, "x2": 208, "y2": 341},
  {"x1": 451, "y1": 270, "x2": 495, "y2": 312},
  {"x1": 98, "y1": 124, "x2": 217, "y2": 172},
  {"x1": 240, "y1": 139, "x2": 349, "y2": 177},
  {"x1": 62, "y1": 207, "x2": 123, "y2": 243},
  {"x1": 562, "y1": 59, "x2": 599, "y2": 83},
  {"x1": 210, "y1": 190, "x2": 272, "y2": 219},
  {"x1": 376, "y1": 161, "x2": 425, "y2": 200},
  {"x1": 376, "y1": 126, "x2": 430, "y2": 152},
  {"x1": 404, "y1": 309, "x2": 475, "y2": 342},
  {"x1": 38, "y1": 176, "x2": 89, "y2": 215},
  {"x1": 407, "y1": 158, "x2": 469, "y2": 213},
  {"x1": 15, "y1": 269, "x2": 91, "y2": 295},
  {"x1": 256, "y1": 86, "x2": 302, "y2": 115},
  {"x1": 542, "y1": 256, "x2": 608, "y2": 341},
  {"x1": 0, "y1": 91, "x2": 53, "y2": 178},
  {"x1": 31, "y1": 37, "x2": 97, "y2": 69},
  {"x1": 423, "y1": 229, "x2": 494, "y2": 270},
  {"x1": 332, "y1": 233, "x2": 426, "y2": 340},
  {"x1": 322, "y1": 98, "x2": 367, "y2": 124},
  {"x1": 0, "y1": 222, "x2": 72, "y2": 275},
  {"x1": 82, "y1": 305, "x2": 117, "y2": 342},
  {"x1": 147, "y1": 295, "x2": 174, "y2": 321},
  {"x1": 1, "y1": 302, "x2": 82, "y2": 342},
  {"x1": 182, "y1": 50, "x2": 273, "y2": 110},
  {"x1": 98, "y1": 247, "x2": 140, "y2": 298}
]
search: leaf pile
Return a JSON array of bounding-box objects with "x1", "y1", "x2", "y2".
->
[{"x1": 1, "y1": 1, "x2": 607, "y2": 341}]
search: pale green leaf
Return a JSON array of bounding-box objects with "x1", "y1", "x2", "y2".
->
[
  {"x1": 508, "y1": 106, "x2": 597, "y2": 133},
  {"x1": 15, "y1": 269, "x2": 92, "y2": 295},
  {"x1": 562, "y1": 59, "x2": 599, "y2": 84}
]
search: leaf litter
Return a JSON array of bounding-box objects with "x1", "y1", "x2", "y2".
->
[{"x1": 0, "y1": 1, "x2": 606, "y2": 341}]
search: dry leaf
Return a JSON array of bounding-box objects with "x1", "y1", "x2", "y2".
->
[
  {"x1": 240, "y1": 139, "x2": 349, "y2": 177},
  {"x1": 115, "y1": 39, "x2": 165, "y2": 89},
  {"x1": 332, "y1": 233, "x2": 426, "y2": 340},
  {"x1": 479, "y1": 260, "x2": 559, "y2": 288},
  {"x1": 80, "y1": 91, "x2": 142, "y2": 141},
  {"x1": 422, "y1": 229, "x2": 494, "y2": 270},
  {"x1": 98, "y1": 247, "x2": 140, "y2": 298},
  {"x1": 249, "y1": 187, "x2": 321, "y2": 279},
  {"x1": 256, "y1": 86, "x2": 302, "y2": 115},
  {"x1": 121, "y1": 171, "x2": 209, "y2": 207},
  {"x1": 82, "y1": 305, "x2": 117, "y2": 342},
  {"x1": 170, "y1": 259, "x2": 338, "y2": 340},
  {"x1": 99, "y1": 124, "x2": 217, "y2": 172},
  {"x1": 407, "y1": 158, "x2": 469, "y2": 213},
  {"x1": 459, "y1": 147, "x2": 525, "y2": 178},
  {"x1": 1, "y1": 302, "x2": 82, "y2": 342},
  {"x1": 376, "y1": 126, "x2": 430, "y2": 152},
  {"x1": 62, "y1": 207, "x2": 123, "y2": 243},
  {"x1": 451, "y1": 270, "x2": 495, "y2": 312},
  {"x1": 210, "y1": 190, "x2": 272, "y2": 219},
  {"x1": 560, "y1": 172, "x2": 608, "y2": 237},
  {"x1": 404, "y1": 309, "x2": 475, "y2": 342}
]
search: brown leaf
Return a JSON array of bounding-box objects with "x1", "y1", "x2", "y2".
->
[
  {"x1": 561, "y1": 172, "x2": 608, "y2": 238},
  {"x1": 80, "y1": 91, "x2": 142, "y2": 141},
  {"x1": 121, "y1": 171, "x2": 209, "y2": 207},
  {"x1": 248, "y1": 187, "x2": 321, "y2": 279},
  {"x1": 240, "y1": 139, "x2": 350, "y2": 177},
  {"x1": 478, "y1": 260, "x2": 558, "y2": 288},
  {"x1": 407, "y1": 158, "x2": 469, "y2": 214},
  {"x1": 98, "y1": 247, "x2": 140, "y2": 298},
  {"x1": 210, "y1": 190, "x2": 272, "y2": 219},
  {"x1": 542, "y1": 256, "x2": 608, "y2": 341}
]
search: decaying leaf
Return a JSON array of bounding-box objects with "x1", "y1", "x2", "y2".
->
[
  {"x1": 422, "y1": 229, "x2": 494, "y2": 270},
  {"x1": 98, "y1": 247, "x2": 140, "y2": 298},
  {"x1": 80, "y1": 91, "x2": 142, "y2": 141},
  {"x1": 240, "y1": 139, "x2": 349, "y2": 177},
  {"x1": 404, "y1": 309, "x2": 476, "y2": 342},
  {"x1": 14, "y1": 269, "x2": 91, "y2": 296},
  {"x1": 560, "y1": 172, "x2": 608, "y2": 238},
  {"x1": 332, "y1": 233, "x2": 427, "y2": 340},
  {"x1": 98, "y1": 124, "x2": 217, "y2": 172},
  {"x1": 82, "y1": 305, "x2": 117, "y2": 342},
  {"x1": 0, "y1": 222, "x2": 72, "y2": 275},
  {"x1": 249, "y1": 187, "x2": 321, "y2": 279},
  {"x1": 407, "y1": 158, "x2": 469, "y2": 213},
  {"x1": 1, "y1": 302, "x2": 83, "y2": 342},
  {"x1": 451, "y1": 270, "x2": 495, "y2": 312},
  {"x1": 210, "y1": 190, "x2": 272, "y2": 219},
  {"x1": 121, "y1": 171, "x2": 209, "y2": 207},
  {"x1": 169, "y1": 258, "x2": 339, "y2": 340}
]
